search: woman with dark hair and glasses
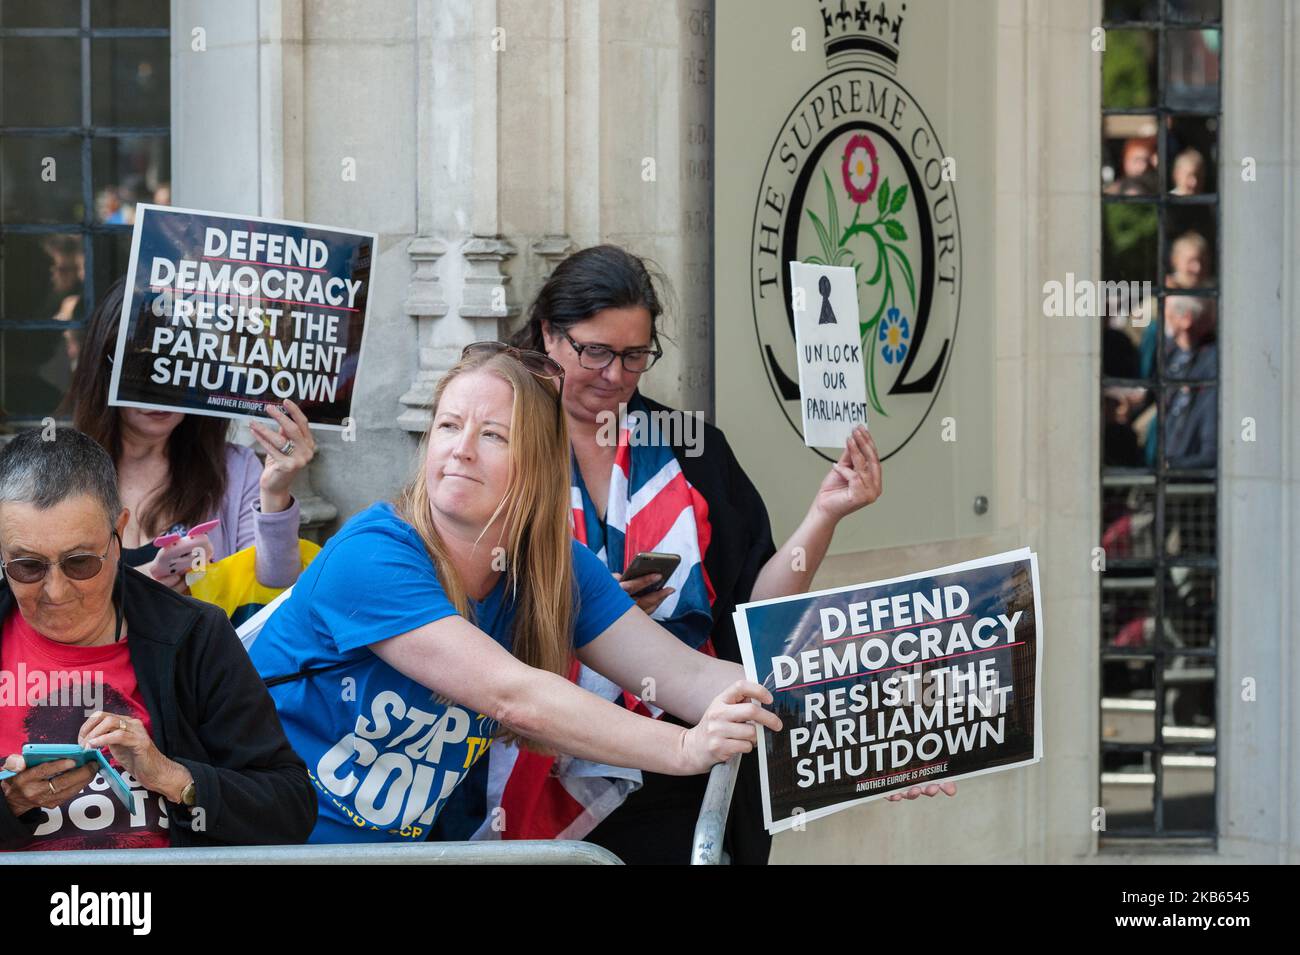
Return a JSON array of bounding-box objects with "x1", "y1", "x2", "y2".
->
[
  {"x1": 477, "y1": 244, "x2": 951, "y2": 864},
  {"x1": 63, "y1": 278, "x2": 313, "y2": 594},
  {"x1": 0, "y1": 428, "x2": 314, "y2": 850},
  {"x1": 246, "y1": 344, "x2": 781, "y2": 844}
]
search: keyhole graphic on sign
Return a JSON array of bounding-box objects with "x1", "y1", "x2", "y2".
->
[{"x1": 817, "y1": 275, "x2": 837, "y2": 325}]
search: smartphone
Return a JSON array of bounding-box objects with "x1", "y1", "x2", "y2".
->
[
  {"x1": 622, "y1": 551, "x2": 682, "y2": 598},
  {"x1": 0, "y1": 743, "x2": 134, "y2": 810}
]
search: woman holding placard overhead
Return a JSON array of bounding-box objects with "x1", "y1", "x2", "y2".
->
[
  {"x1": 65, "y1": 278, "x2": 312, "y2": 595},
  {"x1": 451, "y1": 244, "x2": 952, "y2": 865}
]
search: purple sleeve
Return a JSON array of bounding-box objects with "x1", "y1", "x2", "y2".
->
[{"x1": 215, "y1": 443, "x2": 304, "y2": 589}]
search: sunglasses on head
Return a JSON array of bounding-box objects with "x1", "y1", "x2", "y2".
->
[
  {"x1": 461, "y1": 341, "x2": 565, "y2": 382},
  {"x1": 1, "y1": 532, "x2": 117, "y2": 585}
]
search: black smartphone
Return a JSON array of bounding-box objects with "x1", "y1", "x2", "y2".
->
[{"x1": 622, "y1": 551, "x2": 682, "y2": 597}]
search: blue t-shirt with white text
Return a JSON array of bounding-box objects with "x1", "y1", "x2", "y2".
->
[{"x1": 248, "y1": 502, "x2": 633, "y2": 843}]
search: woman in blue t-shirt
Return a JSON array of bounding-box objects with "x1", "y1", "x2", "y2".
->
[{"x1": 248, "y1": 343, "x2": 782, "y2": 843}]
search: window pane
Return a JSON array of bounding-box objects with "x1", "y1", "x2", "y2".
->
[
  {"x1": 1104, "y1": 0, "x2": 1158, "y2": 23},
  {"x1": 1161, "y1": 753, "x2": 1214, "y2": 830},
  {"x1": 0, "y1": 37, "x2": 81, "y2": 127},
  {"x1": 1103, "y1": 386, "x2": 1155, "y2": 466},
  {"x1": 1102, "y1": 574, "x2": 1156, "y2": 650},
  {"x1": 1103, "y1": 114, "x2": 1157, "y2": 195},
  {"x1": 1160, "y1": 295, "x2": 1216, "y2": 381},
  {"x1": 1102, "y1": 30, "x2": 1157, "y2": 109},
  {"x1": 92, "y1": 0, "x2": 169, "y2": 29},
  {"x1": 0, "y1": 231, "x2": 85, "y2": 323},
  {"x1": 0, "y1": 135, "x2": 84, "y2": 223},
  {"x1": 1102, "y1": 657, "x2": 1155, "y2": 743},
  {"x1": 0, "y1": 325, "x2": 78, "y2": 418},
  {"x1": 1167, "y1": 115, "x2": 1218, "y2": 196},
  {"x1": 0, "y1": 0, "x2": 80, "y2": 29},
  {"x1": 92, "y1": 230, "x2": 135, "y2": 305},
  {"x1": 1162, "y1": 383, "x2": 1216, "y2": 470},
  {"x1": 1162, "y1": 655, "x2": 1214, "y2": 738},
  {"x1": 1101, "y1": 750, "x2": 1155, "y2": 831},
  {"x1": 1103, "y1": 203, "x2": 1157, "y2": 284},
  {"x1": 1164, "y1": 482, "x2": 1216, "y2": 559},
  {"x1": 91, "y1": 37, "x2": 169, "y2": 127},
  {"x1": 92, "y1": 135, "x2": 170, "y2": 223},
  {"x1": 1167, "y1": 0, "x2": 1221, "y2": 23},
  {"x1": 1103, "y1": 324, "x2": 1143, "y2": 381},
  {"x1": 1102, "y1": 478, "x2": 1156, "y2": 558},
  {"x1": 1164, "y1": 206, "x2": 1216, "y2": 289},
  {"x1": 1163, "y1": 566, "x2": 1215, "y2": 649},
  {"x1": 1165, "y1": 29, "x2": 1219, "y2": 111}
]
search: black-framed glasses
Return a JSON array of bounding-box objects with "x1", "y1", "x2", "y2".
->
[
  {"x1": 461, "y1": 341, "x2": 565, "y2": 381},
  {"x1": 558, "y1": 327, "x2": 662, "y2": 372},
  {"x1": 1, "y1": 532, "x2": 117, "y2": 585}
]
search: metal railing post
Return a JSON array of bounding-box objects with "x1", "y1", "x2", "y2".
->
[{"x1": 690, "y1": 755, "x2": 740, "y2": 864}]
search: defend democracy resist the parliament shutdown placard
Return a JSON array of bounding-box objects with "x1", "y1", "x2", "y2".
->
[
  {"x1": 734, "y1": 548, "x2": 1043, "y2": 833},
  {"x1": 109, "y1": 204, "x2": 376, "y2": 430}
]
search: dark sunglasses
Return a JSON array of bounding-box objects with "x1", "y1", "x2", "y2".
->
[
  {"x1": 461, "y1": 341, "x2": 565, "y2": 382},
  {"x1": 1, "y1": 532, "x2": 117, "y2": 585}
]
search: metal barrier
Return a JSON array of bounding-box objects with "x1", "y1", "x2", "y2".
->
[
  {"x1": 690, "y1": 755, "x2": 740, "y2": 865},
  {"x1": 3, "y1": 758, "x2": 740, "y2": 866},
  {"x1": 1, "y1": 840, "x2": 621, "y2": 865}
]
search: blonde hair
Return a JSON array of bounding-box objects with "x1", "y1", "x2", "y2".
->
[{"x1": 396, "y1": 349, "x2": 574, "y2": 689}]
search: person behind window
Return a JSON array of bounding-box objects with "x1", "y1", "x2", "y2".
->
[
  {"x1": 64, "y1": 279, "x2": 311, "y2": 595},
  {"x1": 247, "y1": 344, "x2": 789, "y2": 845},
  {"x1": 1170, "y1": 148, "x2": 1206, "y2": 196},
  {"x1": 1103, "y1": 388, "x2": 1143, "y2": 468},
  {"x1": 1160, "y1": 295, "x2": 1217, "y2": 470},
  {"x1": 1166, "y1": 230, "x2": 1213, "y2": 289},
  {"x1": 1137, "y1": 231, "x2": 1216, "y2": 381},
  {"x1": 0, "y1": 428, "x2": 314, "y2": 850},
  {"x1": 1106, "y1": 136, "x2": 1158, "y2": 195}
]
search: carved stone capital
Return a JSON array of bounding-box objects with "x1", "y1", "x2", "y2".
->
[
  {"x1": 459, "y1": 236, "x2": 519, "y2": 322},
  {"x1": 404, "y1": 236, "x2": 449, "y2": 319}
]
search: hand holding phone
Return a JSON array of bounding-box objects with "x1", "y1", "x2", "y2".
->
[
  {"x1": 0, "y1": 744, "x2": 133, "y2": 810},
  {"x1": 621, "y1": 551, "x2": 682, "y2": 598},
  {"x1": 152, "y1": 518, "x2": 220, "y2": 549},
  {"x1": 151, "y1": 519, "x2": 219, "y2": 583}
]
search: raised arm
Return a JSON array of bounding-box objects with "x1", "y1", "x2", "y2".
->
[
  {"x1": 751, "y1": 424, "x2": 882, "y2": 601},
  {"x1": 577, "y1": 604, "x2": 750, "y2": 725},
  {"x1": 370, "y1": 611, "x2": 779, "y2": 775}
]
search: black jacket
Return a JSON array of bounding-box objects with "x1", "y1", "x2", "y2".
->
[
  {"x1": 642, "y1": 393, "x2": 777, "y2": 864},
  {"x1": 0, "y1": 567, "x2": 317, "y2": 850}
]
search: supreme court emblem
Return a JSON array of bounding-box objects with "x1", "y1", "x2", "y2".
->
[{"x1": 750, "y1": 1, "x2": 962, "y2": 461}]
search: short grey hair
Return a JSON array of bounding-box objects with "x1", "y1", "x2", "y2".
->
[{"x1": 0, "y1": 428, "x2": 123, "y2": 528}]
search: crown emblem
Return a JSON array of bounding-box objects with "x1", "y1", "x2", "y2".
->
[{"x1": 820, "y1": 0, "x2": 906, "y2": 73}]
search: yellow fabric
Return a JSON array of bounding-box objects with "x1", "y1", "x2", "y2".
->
[{"x1": 189, "y1": 540, "x2": 321, "y2": 627}]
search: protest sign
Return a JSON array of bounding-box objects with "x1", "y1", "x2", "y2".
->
[
  {"x1": 109, "y1": 204, "x2": 375, "y2": 430},
  {"x1": 790, "y1": 261, "x2": 869, "y2": 449},
  {"x1": 734, "y1": 548, "x2": 1042, "y2": 833}
]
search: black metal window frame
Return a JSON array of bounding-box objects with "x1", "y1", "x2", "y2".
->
[
  {"x1": 0, "y1": 1, "x2": 168, "y2": 411},
  {"x1": 1099, "y1": 0, "x2": 1221, "y2": 845}
]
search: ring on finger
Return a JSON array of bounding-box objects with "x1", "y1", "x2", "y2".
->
[
  {"x1": 279, "y1": 439, "x2": 295, "y2": 456},
  {"x1": 48, "y1": 780, "x2": 56, "y2": 795}
]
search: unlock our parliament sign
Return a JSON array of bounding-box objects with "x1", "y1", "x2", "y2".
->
[{"x1": 791, "y1": 261, "x2": 869, "y2": 449}]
